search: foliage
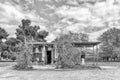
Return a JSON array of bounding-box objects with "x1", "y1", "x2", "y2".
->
[
  {"x1": 55, "y1": 32, "x2": 89, "y2": 68},
  {"x1": 1, "y1": 50, "x2": 9, "y2": 59},
  {"x1": 16, "y1": 19, "x2": 48, "y2": 42},
  {"x1": 14, "y1": 19, "x2": 49, "y2": 70},
  {"x1": 98, "y1": 28, "x2": 120, "y2": 61},
  {"x1": 0, "y1": 27, "x2": 9, "y2": 40},
  {"x1": 14, "y1": 44, "x2": 33, "y2": 70},
  {"x1": 35, "y1": 30, "x2": 49, "y2": 42},
  {"x1": 0, "y1": 37, "x2": 20, "y2": 60},
  {"x1": 0, "y1": 43, "x2": 10, "y2": 59},
  {"x1": 0, "y1": 27, "x2": 9, "y2": 60},
  {"x1": 5, "y1": 37, "x2": 20, "y2": 46},
  {"x1": 69, "y1": 31, "x2": 89, "y2": 42}
]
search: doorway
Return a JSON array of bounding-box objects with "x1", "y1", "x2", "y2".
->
[{"x1": 46, "y1": 51, "x2": 52, "y2": 64}]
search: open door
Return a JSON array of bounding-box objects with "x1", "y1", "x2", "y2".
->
[{"x1": 46, "y1": 51, "x2": 52, "y2": 64}]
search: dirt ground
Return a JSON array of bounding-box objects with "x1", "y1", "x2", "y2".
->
[{"x1": 0, "y1": 62, "x2": 120, "y2": 80}]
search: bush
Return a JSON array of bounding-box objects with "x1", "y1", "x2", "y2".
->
[
  {"x1": 1, "y1": 51, "x2": 9, "y2": 59},
  {"x1": 14, "y1": 45, "x2": 33, "y2": 70},
  {"x1": 56, "y1": 42, "x2": 81, "y2": 68}
]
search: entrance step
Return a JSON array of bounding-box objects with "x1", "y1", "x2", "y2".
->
[{"x1": 32, "y1": 65, "x2": 56, "y2": 69}]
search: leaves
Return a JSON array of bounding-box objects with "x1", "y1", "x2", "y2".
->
[
  {"x1": 5, "y1": 37, "x2": 20, "y2": 46},
  {"x1": 98, "y1": 28, "x2": 120, "y2": 56},
  {"x1": 55, "y1": 32, "x2": 89, "y2": 68},
  {"x1": 16, "y1": 19, "x2": 48, "y2": 42},
  {"x1": 36, "y1": 30, "x2": 49, "y2": 41},
  {"x1": 0, "y1": 27, "x2": 9, "y2": 40}
]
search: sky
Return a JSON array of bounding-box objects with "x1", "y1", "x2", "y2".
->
[{"x1": 0, "y1": 0, "x2": 120, "y2": 42}]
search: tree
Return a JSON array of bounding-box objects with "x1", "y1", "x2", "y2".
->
[
  {"x1": 35, "y1": 30, "x2": 49, "y2": 42},
  {"x1": 14, "y1": 19, "x2": 49, "y2": 70},
  {"x1": 0, "y1": 27, "x2": 9, "y2": 50},
  {"x1": 0, "y1": 27, "x2": 9, "y2": 41},
  {"x1": 3, "y1": 37, "x2": 20, "y2": 61},
  {"x1": 98, "y1": 28, "x2": 120, "y2": 61},
  {"x1": 54, "y1": 32, "x2": 89, "y2": 68},
  {"x1": 16, "y1": 19, "x2": 38, "y2": 42},
  {"x1": 16, "y1": 19, "x2": 48, "y2": 42},
  {"x1": 0, "y1": 27, "x2": 9, "y2": 60},
  {"x1": 0, "y1": 43, "x2": 9, "y2": 59},
  {"x1": 5, "y1": 37, "x2": 20, "y2": 47},
  {"x1": 68, "y1": 31, "x2": 89, "y2": 42}
]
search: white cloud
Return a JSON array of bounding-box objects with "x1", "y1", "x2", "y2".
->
[
  {"x1": 0, "y1": 24, "x2": 17, "y2": 36},
  {"x1": 56, "y1": 6, "x2": 91, "y2": 21},
  {"x1": 1, "y1": 0, "x2": 120, "y2": 42},
  {"x1": 89, "y1": 28, "x2": 109, "y2": 41},
  {"x1": 45, "y1": 33, "x2": 56, "y2": 42},
  {"x1": 0, "y1": 1, "x2": 40, "y2": 24},
  {"x1": 52, "y1": 0, "x2": 120, "y2": 42},
  {"x1": 0, "y1": 2, "x2": 24, "y2": 22},
  {"x1": 0, "y1": 1, "x2": 44, "y2": 37}
]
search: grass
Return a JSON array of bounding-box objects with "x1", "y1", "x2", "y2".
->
[
  {"x1": 86, "y1": 62, "x2": 120, "y2": 67},
  {"x1": 0, "y1": 61, "x2": 120, "y2": 67},
  {"x1": 0, "y1": 61, "x2": 15, "y2": 67},
  {"x1": 0, "y1": 62, "x2": 120, "y2": 80},
  {"x1": 0, "y1": 66, "x2": 119, "y2": 80}
]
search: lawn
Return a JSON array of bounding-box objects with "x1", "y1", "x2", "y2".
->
[
  {"x1": 0, "y1": 61, "x2": 15, "y2": 67},
  {"x1": 0, "y1": 62, "x2": 120, "y2": 80},
  {"x1": 87, "y1": 62, "x2": 120, "y2": 67}
]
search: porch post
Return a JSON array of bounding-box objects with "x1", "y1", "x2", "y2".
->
[
  {"x1": 54, "y1": 43, "x2": 58, "y2": 60},
  {"x1": 96, "y1": 45, "x2": 99, "y2": 65},
  {"x1": 93, "y1": 45, "x2": 95, "y2": 65},
  {"x1": 42, "y1": 44, "x2": 46, "y2": 64},
  {"x1": 51, "y1": 45, "x2": 54, "y2": 64}
]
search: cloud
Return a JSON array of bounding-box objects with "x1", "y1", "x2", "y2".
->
[
  {"x1": 0, "y1": 1, "x2": 45, "y2": 37},
  {"x1": 0, "y1": 24, "x2": 17, "y2": 36},
  {"x1": 56, "y1": 6, "x2": 91, "y2": 21},
  {"x1": 45, "y1": 33, "x2": 56, "y2": 42},
  {"x1": 1, "y1": 0, "x2": 120, "y2": 42},
  {"x1": 52, "y1": 0, "x2": 120, "y2": 41}
]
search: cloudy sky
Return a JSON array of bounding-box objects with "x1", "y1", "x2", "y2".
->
[{"x1": 0, "y1": 0, "x2": 120, "y2": 42}]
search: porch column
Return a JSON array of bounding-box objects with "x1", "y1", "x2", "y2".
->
[
  {"x1": 96, "y1": 45, "x2": 99, "y2": 65},
  {"x1": 51, "y1": 46, "x2": 54, "y2": 64},
  {"x1": 93, "y1": 45, "x2": 96, "y2": 65},
  {"x1": 42, "y1": 45, "x2": 46, "y2": 63},
  {"x1": 54, "y1": 44, "x2": 58, "y2": 59}
]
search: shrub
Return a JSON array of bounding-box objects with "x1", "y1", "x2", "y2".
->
[
  {"x1": 56, "y1": 42, "x2": 81, "y2": 68},
  {"x1": 14, "y1": 45, "x2": 33, "y2": 70}
]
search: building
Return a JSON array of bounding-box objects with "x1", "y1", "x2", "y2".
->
[
  {"x1": 26, "y1": 42, "x2": 57, "y2": 64},
  {"x1": 26, "y1": 41, "x2": 101, "y2": 65}
]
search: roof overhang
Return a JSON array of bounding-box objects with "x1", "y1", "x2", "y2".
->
[
  {"x1": 26, "y1": 41, "x2": 101, "y2": 47},
  {"x1": 72, "y1": 42, "x2": 101, "y2": 47}
]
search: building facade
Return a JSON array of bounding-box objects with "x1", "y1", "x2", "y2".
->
[{"x1": 27, "y1": 42, "x2": 58, "y2": 64}]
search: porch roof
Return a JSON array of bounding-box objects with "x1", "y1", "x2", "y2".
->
[
  {"x1": 26, "y1": 41, "x2": 101, "y2": 47},
  {"x1": 26, "y1": 42, "x2": 56, "y2": 45},
  {"x1": 72, "y1": 42, "x2": 101, "y2": 47}
]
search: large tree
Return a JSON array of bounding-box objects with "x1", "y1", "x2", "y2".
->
[
  {"x1": 98, "y1": 28, "x2": 120, "y2": 61},
  {"x1": 14, "y1": 19, "x2": 49, "y2": 70},
  {"x1": 16, "y1": 19, "x2": 48, "y2": 43}
]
